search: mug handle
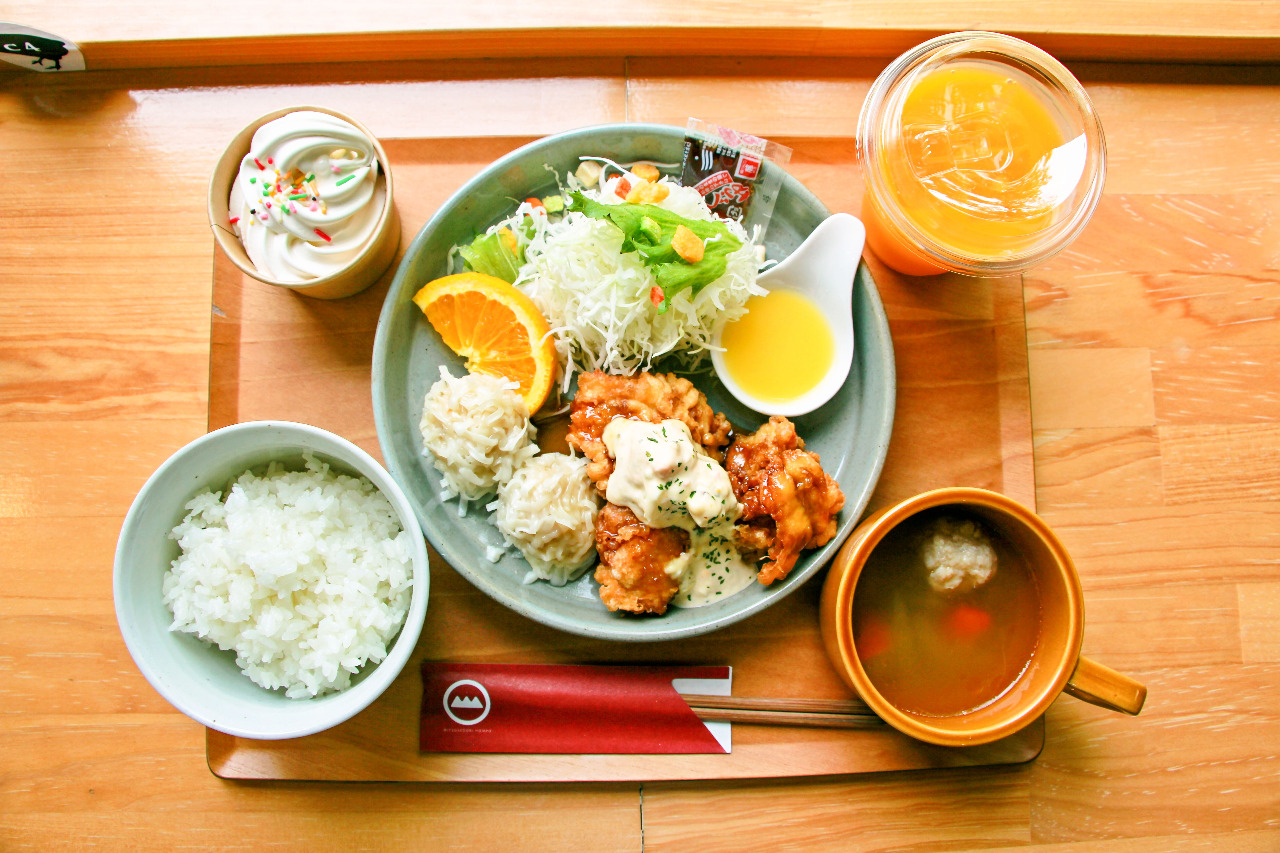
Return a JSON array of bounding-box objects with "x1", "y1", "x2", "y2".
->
[{"x1": 1064, "y1": 656, "x2": 1147, "y2": 715}]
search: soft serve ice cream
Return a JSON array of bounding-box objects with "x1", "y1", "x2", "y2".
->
[{"x1": 228, "y1": 111, "x2": 386, "y2": 282}]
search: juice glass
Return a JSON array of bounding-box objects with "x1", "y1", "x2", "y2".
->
[{"x1": 857, "y1": 32, "x2": 1105, "y2": 276}]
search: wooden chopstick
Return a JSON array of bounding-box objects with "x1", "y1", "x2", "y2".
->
[{"x1": 682, "y1": 694, "x2": 882, "y2": 729}]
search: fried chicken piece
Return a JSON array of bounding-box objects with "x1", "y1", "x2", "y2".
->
[
  {"x1": 594, "y1": 503, "x2": 689, "y2": 615},
  {"x1": 567, "y1": 371, "x2": 732, "y2": 493},
  {"x1": 725, "y1": 416, "x2": 844, "y2": 585},
  {"x1": 731, "y1": 523, "x2": 773, "y2": 559}
]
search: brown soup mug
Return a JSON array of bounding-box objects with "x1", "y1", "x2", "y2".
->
[{"x1": 820, "y1": 487, "x2": 1146, "y2": 747}]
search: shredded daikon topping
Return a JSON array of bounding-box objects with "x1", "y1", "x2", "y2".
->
[
  {"x1": 418, "y1": 368, "x2": 538, "y2": 508},
  {"x1": 489, "y1": 453, "x2": 600, "y2": 586}
]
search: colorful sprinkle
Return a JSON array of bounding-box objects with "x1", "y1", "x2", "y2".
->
[
  {"x1": 249, "y1": 177, "x2": 257, "y2": 184},
  {"x1": 331, "y1": 165, "x2": 340, "y2": 173},
  {"x1": 305, "y1": 173, "x2": 315, "y2": 182},
  {"x1": 254, "y1": 158, "x2": 265, "y2": 170},
  {"x1": 264, "y1": 201, "x2": 271, "y2": 208},
  {"x1": 314, "y1": 228, "x2": 331, "y2": 242},
  {"x1": 335, "y1": 174, "x2": 355, "y2": 186},
  {"x1": 289, "y1": 193, "x2": 308, "y2": 200},
  {"x1": 228, "y1": 216, "x2": 240, "y2": 225},
  {"x1": 267, "y1": 157, "x2": 273, "y2": 164}
]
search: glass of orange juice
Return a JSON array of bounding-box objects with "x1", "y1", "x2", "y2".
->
[{"x1": 857, "y1": 32, "x2": 1105, "y2": 276}]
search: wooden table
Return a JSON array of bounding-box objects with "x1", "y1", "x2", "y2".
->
[{"x1": 2, "y1": 5, "x2": 1278, "y2": 850}]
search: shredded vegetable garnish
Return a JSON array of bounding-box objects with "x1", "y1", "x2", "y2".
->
[
  {"x1": 567, "y1": 192, "x2": 743, "y2": 312},
  {"x1": 458, "y1": 167, "x2": 764, "y2": 390}
]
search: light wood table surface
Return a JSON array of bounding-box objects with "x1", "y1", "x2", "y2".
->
[{"x1": 2, "y1": 7, "x2": 1279, "y2": 851}]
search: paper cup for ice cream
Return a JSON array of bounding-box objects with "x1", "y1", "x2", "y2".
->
[{"x1": 208, "y1": 105, "x2": 400, "y2": 300}]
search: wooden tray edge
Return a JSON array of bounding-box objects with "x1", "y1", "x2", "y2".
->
[
  {"x1": 206, "y1": 716, "x2": 1044, "y2": 783},
  {"x1": 63, "y1": 25, "x2": 1280, "y2": 73}
]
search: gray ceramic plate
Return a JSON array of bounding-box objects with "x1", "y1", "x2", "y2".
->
[{"x1": 372, "y1": 123, "x2": 895, "y2": 642}]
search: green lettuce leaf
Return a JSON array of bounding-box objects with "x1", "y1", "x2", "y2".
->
[
  {"x1": 568, "y1": 192, "x2": 743, "y2": 313},
  {"x1": 459, "y1": 230, "x2": 522, "y2": 283}
]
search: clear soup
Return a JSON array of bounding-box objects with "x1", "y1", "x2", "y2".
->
[{"x1": 851, "y1": 509, "x2": 1043, "y2": 717}]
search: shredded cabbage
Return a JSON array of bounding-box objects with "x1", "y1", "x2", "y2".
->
[{"x1": 460, "y1": 167, "x2": 765, "y2": 390}]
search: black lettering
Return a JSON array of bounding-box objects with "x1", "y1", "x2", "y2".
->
[{"x1": 0, "y1": 33, "x2": 70, "y2": 70}]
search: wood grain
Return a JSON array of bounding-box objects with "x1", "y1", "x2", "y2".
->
[
  {"x1": 1, "y1": 26, "x2": 1279, "y2": 853},
  {"x1": 643, "y1": 766, "x2": 1035, "y2": 851},
  {"x1": 5, "y1": 1, "x2": 1280, "y2": 67},
  {"x1": 1238, "y1": 582, "x2": 1280, "y2": 663},
  {"x1": 1030, "y1": 665, "x2": 1280, "y2": 841}
]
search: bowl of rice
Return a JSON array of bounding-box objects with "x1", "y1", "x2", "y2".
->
[{"x1": 113, "y1": 421, "x2": 429, "y2": 739}]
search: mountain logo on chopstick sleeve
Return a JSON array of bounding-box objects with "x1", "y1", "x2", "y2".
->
[{"x1": 442, "y1": 679, "x2": 491, "y2": 726}]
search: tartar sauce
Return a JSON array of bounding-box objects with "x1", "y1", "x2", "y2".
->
[
  {"x1": 603, "y1": 418, "x2": 739, "y2": 529},
  {"x1": 602, "y1": 418, "x2": 757, "y2": 607},
  {"x1": 666, "y1": 527, "x2": 759, "y2": 608}
]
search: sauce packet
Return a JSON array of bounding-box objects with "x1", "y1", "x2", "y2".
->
[{"x1": 680, "y1": 118, "x2": 792, "y2": 240}]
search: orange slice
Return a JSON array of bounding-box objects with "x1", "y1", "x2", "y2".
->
[{"x1": 412, "y1": 271, "x2": 557, "y2": 413}]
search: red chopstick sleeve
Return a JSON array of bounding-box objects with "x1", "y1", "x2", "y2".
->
[{"x1": 420, "y1": 662, "x2": 730, "y2": 754}]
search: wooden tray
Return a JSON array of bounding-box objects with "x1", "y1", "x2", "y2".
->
[{"x1": 204, "y1": 134, "x2": 1040, "y2": 782}]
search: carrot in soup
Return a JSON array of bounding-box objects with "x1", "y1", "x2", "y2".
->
[
  {"x1": 856, "y1": 616, "x2": 892, "y2": 660},
  {"x1": 947, "y1": 603, "x2": 992, "y2": 638}
]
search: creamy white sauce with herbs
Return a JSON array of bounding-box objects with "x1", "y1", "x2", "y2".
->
[
  {"x1": 603, "y1": 418, "x2": 756, "y2": 608},
  {"x1": 669, "y1": 524, "x2": 758, "y2": 607}
]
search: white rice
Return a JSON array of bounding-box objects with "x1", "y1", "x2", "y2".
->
[
  {"x1": 162, "y1": 453, "x2": 414, "y2": 699},
  {"x1": 491, "y1": 453, "x2": 599, "y2": 586},
  {"x1": 419, "y1": 367, "x2": 538, "y2": 506}
]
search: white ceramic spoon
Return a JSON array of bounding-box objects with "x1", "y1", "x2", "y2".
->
[{"x1": 712, "y1": 212, "x2": 867, "y2": 417}]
